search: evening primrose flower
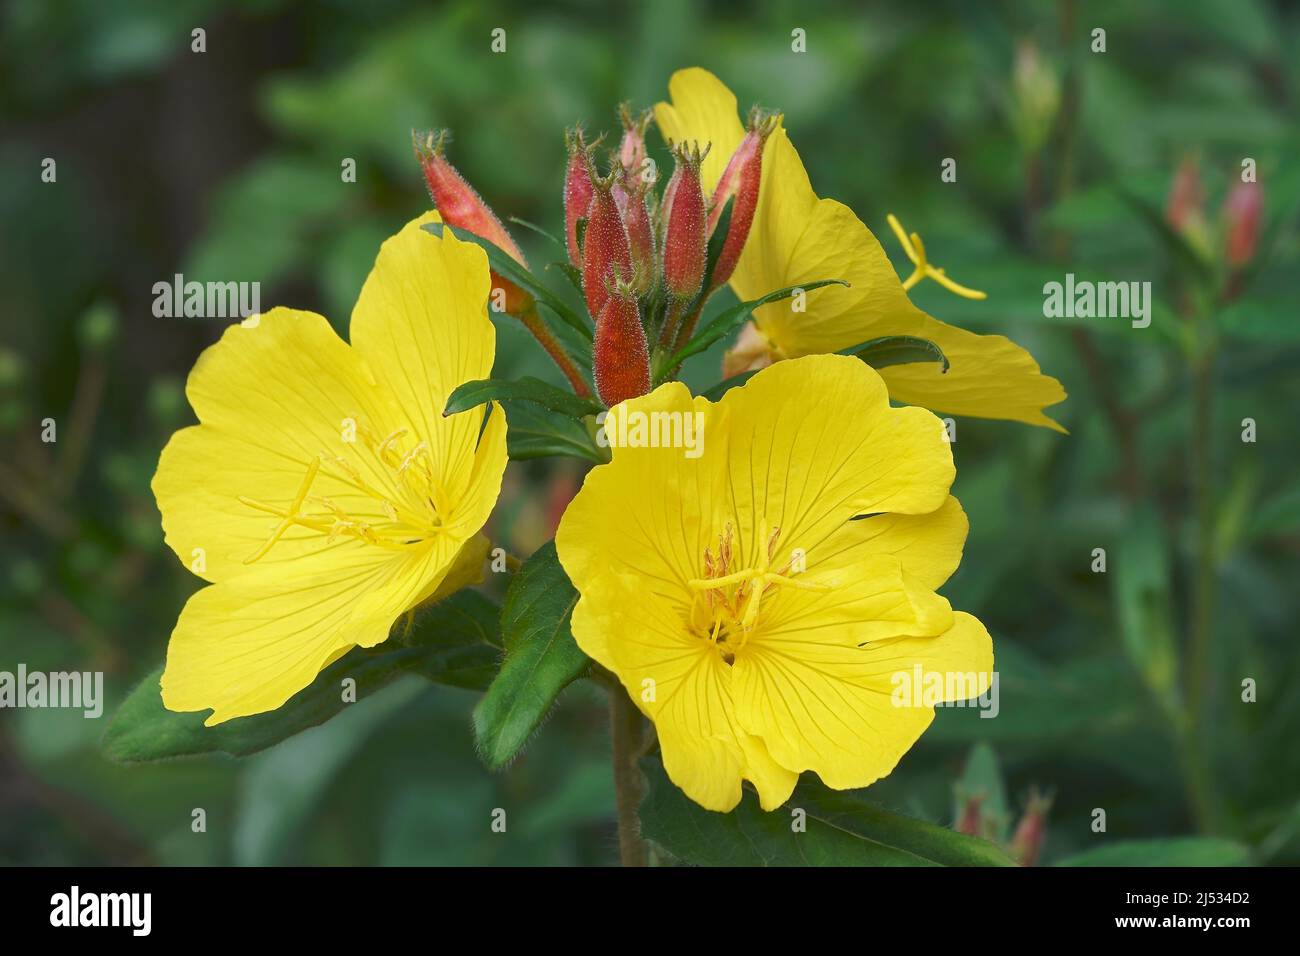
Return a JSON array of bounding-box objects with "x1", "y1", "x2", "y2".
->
[
  {"x1": 555, "y1": 353, "x2": 993, "y2": 811},
  {"x1": 151, "y1": 213, "x2": 507, "y2": 724},
  {"x1": 655, "y1": 67, "x2": 1067, "y2": 431}
]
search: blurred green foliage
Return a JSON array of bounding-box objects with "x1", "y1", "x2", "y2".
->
[{"x1": 2, "y1": 0, "x2": 1298, "y2": 865}]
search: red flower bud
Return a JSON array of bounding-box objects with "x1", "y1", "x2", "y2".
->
[
  {"x1": 581, "y1": 173, "x2": 632, "y2": 321},
  {"x1": 593, "y1": 278, "x2": 651, "y2": 407},
  {"x1": 414, "y1": 129, "x2": 532, "y2": 315},
  {"x1": 708, "y1": 109, "x2": 778, "y2": 290},
  {"x1": 623, "y1": 184, "x2": 656, "y2": 296},
  {"x1": 563, "y1": 127, "x2": 600, "y2": 268},
  {"x1": 1008, "y1": 790, "x2": 1052, "y2": 867},
  {"x1": 617, "y1": 103, "x2": 651, "y2": 187},
  {"x1": 954, "y1": 793, "x2": 985, "y2": 837},
  {"x1": 1222, "y1": 178, "x2": 1262, "y2": 268},
  {"x1": 661, "y1": 141, "x2": 710, "y2": 302}
]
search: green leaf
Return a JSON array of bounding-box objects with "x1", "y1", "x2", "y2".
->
[
  {"x1": 422, "y1": 220, "x2": 592, "y2": 341},
  {"x1": 666, "y1": 278, "x2": 849, "y2": 370},
  {"x1": 1056, "y1": 838, "x2": 1251, "y2": 867},
  {"x1": 507, "y1": 216, "x2": 561, "y2": 248},
  {"x1": 1112, "y1": 506, "x2": 1178, "y2": 710},
  {"x1": 102, "y1": 590, "x2": 502, "y2": 762},
  {"x1": 501, "y1": 400, "x2": 605, "y2": 463},
  {"x1": 473, "y1": 542, "x2": 590, "y2": 770},
  {"x1": 639, "y1": 757, "x2": 1017, "y2": 866},
  {"x1": 699, "y1": 369, "x2": 758, "y2": 401},
  {"x1": 547, "y1": 260, "x2": 584, "y2": 296},
  {"x1": 445, "y1": 376, "x2": 602, "y2": 419},
  {"x1": 844, "y1": 335, "x2": 949, "y2": 372},
  {"x1": 697, "y1": 195, "x2": 734, "y2": 294}
]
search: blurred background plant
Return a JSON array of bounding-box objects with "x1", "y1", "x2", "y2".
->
[{"x1": 2, "y1": 0, "x2": 1298, "y2": 866}]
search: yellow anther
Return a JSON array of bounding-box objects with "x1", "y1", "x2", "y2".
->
[
  {"x1": 375, "y1": 428, "x2": 409, "y2": 463},
  {"x1": 886, "y1": 213, "x2": 987, "y2": 300},
  {"x1": 688, "y1": 521, "x2": 828, "y2": 649}
]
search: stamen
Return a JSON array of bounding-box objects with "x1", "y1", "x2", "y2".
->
[
  {"x1": 240, "y1": 456, "x2": 322, "y2": 564},
  {"x1": 687, "y1": 521, "x2": 828, "y2": 656},
  {"x1": 887, "y1": 213, "x2": 987, "y2": 300},
  {"x1": 237, "y1": 419, "x2": 448, "y2": 563}
]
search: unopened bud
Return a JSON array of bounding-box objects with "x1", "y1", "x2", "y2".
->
[
  {"x1": 593, "y1": 276, "x2": 651, "y2": 407},
  {"x1": 617, "y1": 103, "x2": 651, "y2": 186},
  {"x1": 708, "y1": 108, "x2": 777, "y2": 290},
  {"x1": 954, "y1": 792, "x2": 984, "y2": 838},
  {"x1": 563, "y1": 127, "x2": 600, "y2": 268},
  {"x1": 1222, "y1": 178, "x2": 1262, "y2": 268},
  {"x1": 661, "y1": 141, "x2": 710, "y2": 302},
  {"x1": 623, "y1": 184, "x2": 655, "y2": 296},
  {"x1": 414, "y1": 129, "x2": 532, "y2": 314},
  {"x1": 1007, "y1": 789, "x2": 1053, "y2": 867},
  {"x1": 581, "y1": 173, "x2": 632, "y2": 321},
  {"x1": 721, "y1": 321, "x2": 775, "y2": 379}
]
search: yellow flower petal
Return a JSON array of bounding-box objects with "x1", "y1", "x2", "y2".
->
[
  {"x1": 569, "y1": 571, "x2": 796, "y2": 812},
  {"x1": 655, "y1": 67, "x2": 1067, "y2": 431},
  {"x1": 558, "y1": 355, "x2": 987, "y2": 809},
  {"x1": 350, "y1": 212, "x2": 501, "y2": 514},
  {"x1": 717, "y1": 354, "x2": 954, "y2": 553},
  {"x1": 816, "y1": 495, "x2": 969, "y2": 592},
  {"x1": 556, "y1": 381, "x2": 723, "y2": 648},
  {"x1": 154, "y1": 215, "x2": 507, "y2": 723},
  {"x1": 733, "y1": 611, "x2": 993, "y2": 790},
  {"x1": 162, "y1": 542, "x2": 450, "y2": 725},
  {"x1": 153, "y1": 307, "x2": 408, "y2": 582},
  {"x1": 754, "y1": 554, "x2": 954, "y2": 651}
]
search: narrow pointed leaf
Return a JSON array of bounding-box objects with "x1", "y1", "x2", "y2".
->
[
  {"x1": 700, "y1": 369, "x2": 759, "y2": 400},
  {"x1": 501, "y1": 400, "x2": 605, "y2": 463},
  {"x1": 844, "y1": 335, "x2": 949, "y2": 372},
  {"x1": 473, "y1": 542, "x2": 591, "y2": 769},
  {"x1": 446, "y1": 376, "x2": 603, "y2": 419},
  {"x1": 698, "y1": 195, "x2": 734, "y2": 293}
]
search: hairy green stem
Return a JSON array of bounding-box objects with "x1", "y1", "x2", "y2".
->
[
  {"x1": 516, "y1": 306, "x2": 591, "y2": 397},
  {"x1": 609, "y1": 686, "x2": 649, "y2": 866},
  {"x1": 1185, "y1": 348, "x2": 1219, "y2": 832}
]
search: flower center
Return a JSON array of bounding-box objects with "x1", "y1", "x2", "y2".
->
[
  {"x1": 238, "y1": 421, "x2": 444, "y2": 564},
  {"x1": 686, "y1": 520, "x2": 827, "y2": 663}
]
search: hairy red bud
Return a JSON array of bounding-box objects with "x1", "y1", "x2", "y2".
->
[
  {"x1": 563, "y1": 127, "x2": 600, "y2": 268},
  {"x1": 661, "y1": 142, "x2": 710, "y2": 301},
  {"x1": 1008, "y1": 790, "x2": 1053, "y2": 868},
  {"x1": 623, "y1": 185, "x2": 655, "y2": 296},
  {"x1": 708, "y1": 109, "x2": 777, "y2": 289},
  {"x1": 581, "y1": 175, "x2": 633, "y2": 321},
  {"x1": 593, "y1": 282, "x2": 651, "y2": 407},
  {"x1": 414, "y1": 129, "x2": 531, "y2": 314},
  {"x1": 617, "y1": 103, "x2": 651, "y2": 187}
]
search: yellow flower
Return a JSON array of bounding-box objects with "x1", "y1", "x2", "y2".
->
[
  {"x1": 152, "y1": 213, "x2": 507, "y2": 725},
  {"x1": 555, "y1": 354, "x2": 992, "y2": 812},
  {"x1": 655, "y1": 67, "x2": 1067, "y2": 432}
]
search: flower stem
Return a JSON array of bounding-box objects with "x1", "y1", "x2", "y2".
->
[
  {"x1": 608, "y1": 684, "x2": 649, "y2": 866},
  {"x1": 516, "y1": 306, "x2": 592, "y2": 397},
  {"x1": 1185, "y1": 346, "x2": 1219, "y2": 832}
]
